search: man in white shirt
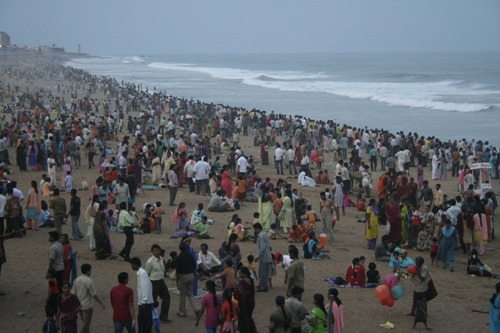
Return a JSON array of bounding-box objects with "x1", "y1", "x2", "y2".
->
[
  {"x1": 286, "y1": 146, "x2": 297, "y2": 175},
  {"x1": 197, "y1": 243, "x2": 221, "y2": 276},
  {"x1": 146, "y1": 244, "x2": 171, "y2": 323},
  {"x1": 274, "y1": 143, "x2": 284, "y2": 175},
  {"x1": 193, "y1": 157, "x2": 210, "y2": 196},
  {"x1": 183, "y1": 156, "x2": 196, "y2": 193},
  {"x1": 130, "y1": 257, "x2": 154, "y2": 332},
  {"x1": 237, "y1": 154, "x2": 248, "y2": 177}
]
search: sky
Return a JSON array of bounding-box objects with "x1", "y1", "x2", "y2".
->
[{"x1": 1, "y1": 0, "x2": 500, "y2": 55}]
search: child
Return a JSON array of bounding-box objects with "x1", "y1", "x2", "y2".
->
[
  {"x1": 305, "y1": 205, "x2": 318, "y2": 230},
  {"x1": 366, "y1": 262, "x2": 380, "y2": 287},
  {"x1": 356, "y1": 184, "x2": 364, "y2": 204},
  {"x1": 220, "y1": 288, "x2": 239, "y2": 333},
  {"x1": 152, "y1": 301, "x2": 161, "y2": 333},
  {"x1": 153, "y1": 201, "x2": 165, "y2": 234},
  {"x1": 252, "y1": 212, "x2": 260, "y2": 225},
  {"x1": 269, "y1": 223, "x2": 285, "y2": 240},
  {"x1": 213, "y1": 260, "x2": 237, "y2": 290},
  {"x1": 65, "y1": 170, "x2": 73, "y2": 193},
  {"x1": 252, "y1": 212, "x2": 260, "y2": 243},
  {"x1": 45, "y1": 268, "x2": 59, "y2": 318},
  {"x1": 288, "y1": 225, "x2": 301, "y2": 243},
  {"x1": 191, "y1": 203, "x2": 207, "y2": 225},
  {"x1": 195, "y1": 216, "x2": 210, "y2": 239},
  {"x1": 392, "y1": 251, "x2": 401, "y2": 277},
  {"x1": 430, "y1": 237, "x2": 439, "y2": 265},
  {"x1": 195, "y1": 280, "x2": 221, "y2": 332},
  {"x1": 42, "y1": 309, "x2": 58, "y2": 333},
  {"x1": 244, "y1": 255, "x2": 258, "y2": 281}
]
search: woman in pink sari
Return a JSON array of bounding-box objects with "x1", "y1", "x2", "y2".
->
[
  {"x1": 327, "y1": 288, "x2": 344, "y2": 333},
  {"x1": 61, "y1": 155, "x2": 72, "y2": 189}
]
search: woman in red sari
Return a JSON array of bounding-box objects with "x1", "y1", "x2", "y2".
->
[
  {"x1": 58, "y1": 281, "x2": 81, "y2": 333},
  {"x1": 386, "y1": 196, "x2": 402, "y2": 248}
]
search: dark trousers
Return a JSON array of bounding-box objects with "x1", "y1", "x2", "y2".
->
[
  {"x1": 275, "y1": 159, "x2": 283, "y2": 175},
  {"x1": 169, "y1": 186, "x2": 177, "y2": 205},
  {"x1": 119, "y1": 226, "x2": 134, "y2": 260},
  {"x1": 152, "y1": 279, "x2": 170, "y2": 321},
  {"x1": 137, "y1": 304, "x2": 153, "y2": 333},
  {"x1": 452, "y1": 161, "x2": 460, "y2": 177},
  {"x1": 370, "y1": 156, "x2": 377, "y2": 171},
  {"x1": 188, "y1": 177, "x2": 195, "y2": 192},
  {"x1": 411, "y1": 291, "x2": 427, "y2": 314},
  {"x1": 196, "y1": 179, "x2": 208, "y2": 195},
  {"x1": 5, "y1": 217, "x2": 19, "y2": 234},
  {"x1": 0, "y1": 216, "x2": 4, "y2": 234},
  {"x1": 113, "y1": 320, "x2": 136, "y2": 333}
]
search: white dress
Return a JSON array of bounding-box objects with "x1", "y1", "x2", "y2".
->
[
  {"x1": 431, "y1": 154, "x2": 439, "y2": 180},
  {"x1": 333, "y1": 183, "x2": 344, "y2": 208}
]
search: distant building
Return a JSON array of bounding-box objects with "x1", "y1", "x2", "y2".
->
[{"x1": 0, "y1": 32, "x2": 10, "y2": 48}]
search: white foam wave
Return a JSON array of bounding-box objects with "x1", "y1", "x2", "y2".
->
[
  {"x1": 122, "y1": 56, "x2": 145, "y2": 64},
  {"x1": 242, "y1": 78, "x2": 499, "y2": 113},
  {"x1": 147, "y1": 62, "x2": 327, "y2": 81}
]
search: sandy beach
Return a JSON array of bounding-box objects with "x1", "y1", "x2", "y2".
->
[{"x1": 0, "y1": 52, "x2": 498, "y2": 333}]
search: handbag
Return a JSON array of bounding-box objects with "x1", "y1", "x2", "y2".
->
[{"x1": 426, "y1": 275, "x2": 438, "y2": 301}]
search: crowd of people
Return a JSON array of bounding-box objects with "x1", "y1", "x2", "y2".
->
[{"x1": 0, "y1": 53, "x2": 499, "y2": 332}]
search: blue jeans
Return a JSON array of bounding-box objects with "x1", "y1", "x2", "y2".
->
[
  {"x1": 206, "y1": 328, "x2": 217, "y2": 333},
  {"x1": 71, "y1": 214, "x2": 84, "y2": 240},
  {"x1": 114, "y1": 320, "x2": 136, "y2": 333}
]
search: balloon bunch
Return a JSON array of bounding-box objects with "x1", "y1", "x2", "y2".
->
[{"x1": 374, "y1": 274, "x2": 405, "y2": 307}]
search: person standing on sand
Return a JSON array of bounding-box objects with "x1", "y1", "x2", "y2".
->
[
  {"x1": 408, "y1": 256, "x2": 431, "y2": 330},
  {"x1": 118, "y1": 202, "x2": 135, "y2": 262},
  {"x1": 253, "y1": 223, "x2": 273, "y2": 292},
  {"x1": 319, "y1": 192, "x2": 334, "y2": 239},
  {"x1": 129, "y1": 257, "x2": 154, "y2": 333},
  {"x1": 110, "y1": 272, "x2": 136, "y2": 333},
  {"x1": 146, "y1": 244, "x2": 171, "y2": 323},
  {"x1": 72, "y1": 264, "x2": 106, "y2": 333},
  {"x1": 49, "y1": 188, "x2": 67, "y2": 237},
  {"x1": 67, "y1": 189, "x2": 84, "y2": 241}
]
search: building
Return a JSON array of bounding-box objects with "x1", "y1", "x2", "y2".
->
[{"x1": 0, "y1": 32, "x2": 10, "y2": 48}]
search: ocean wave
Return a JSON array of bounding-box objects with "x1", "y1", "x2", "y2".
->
[
  {"x1": 147, "y1": 62, "x2": 327, "y2": 81},
  {"x1": 122, "y1": 56, "x2": 145, "y2": 64},
  {"x1": 241, "y1": 78, "x2": 499, "y2": 113}
]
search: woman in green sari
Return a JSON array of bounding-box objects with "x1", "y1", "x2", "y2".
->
[
  {"x1": 259, "y1": 187, "x2": 273, "y2": 231},
  {"x1": 308, "y1": 293, "x2": 328, "y2": 333}
]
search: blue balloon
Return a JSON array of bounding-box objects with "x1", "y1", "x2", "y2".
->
[{"x1": 391, "y1": 285, "x2": 405, "y2": 299}]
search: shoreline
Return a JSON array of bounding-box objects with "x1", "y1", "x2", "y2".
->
[{"x1": 65, "y1": 52, "x2": 500, "y2": 147}]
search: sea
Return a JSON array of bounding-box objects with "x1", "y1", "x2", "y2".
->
[{"x1": 66, "y1": 52, "x2": 500, "y2": 147}]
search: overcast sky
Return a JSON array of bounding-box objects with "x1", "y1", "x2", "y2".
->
[{"x1": 2, "y1": 0, "x2": 499, "y2": 55}]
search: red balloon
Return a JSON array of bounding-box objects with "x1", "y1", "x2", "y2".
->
[
  {"x1": 407, "y1": 265, "x2": 417, "y2": 275},
  {"x1": 386, "y1": 296, "x2": 395, "y2": 307},
  {"x1": 375, "y1": 285, "x2": 390, "y2": 300}
]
